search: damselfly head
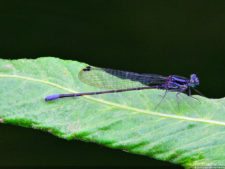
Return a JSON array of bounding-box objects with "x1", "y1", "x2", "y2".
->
[{"x1": 189, "y1": 74, "x2": 199, "y2": 88}]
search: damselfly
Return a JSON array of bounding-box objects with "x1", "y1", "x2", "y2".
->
[{"x1": 45, "y1": 66, "x2": 201, "y2": 102}]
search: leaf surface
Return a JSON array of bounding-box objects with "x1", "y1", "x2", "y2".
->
[{"x1": 0, "y1": 57, "x2": 224, "y2": 168}]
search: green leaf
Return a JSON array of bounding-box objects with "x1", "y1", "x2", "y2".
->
[{"x1": 0, "y1": 57, "x2": 224, "y2": 168}]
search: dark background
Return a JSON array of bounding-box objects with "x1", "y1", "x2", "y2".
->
[{"x1": 0, "y1": 0, "x2": 225, "y2": 168}]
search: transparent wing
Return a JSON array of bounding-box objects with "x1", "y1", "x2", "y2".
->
[{"x1": 78, "y1": 66, "x2": 167, "y2": 89}]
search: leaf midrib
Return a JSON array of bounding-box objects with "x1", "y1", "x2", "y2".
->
[{"x1": 0, "y1": 74, "x2": 225, "y2": 127}]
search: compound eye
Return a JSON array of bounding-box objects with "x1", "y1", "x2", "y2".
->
[{"x1": 190, "y1": 74, "x2": 199, "y2": 85}]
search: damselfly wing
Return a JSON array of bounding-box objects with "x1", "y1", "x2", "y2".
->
[{"x1": 78, "y1": 66, "x2": 167, "y2": 89}]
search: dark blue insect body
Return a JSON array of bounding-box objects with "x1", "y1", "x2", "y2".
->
[{"x1": 45, "y1": 66, "x2": 200, "y2": 101}]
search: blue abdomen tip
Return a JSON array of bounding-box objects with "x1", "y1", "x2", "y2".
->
[{"x1": 45, "y1": 94, "x2": 61, "y2": 101}]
